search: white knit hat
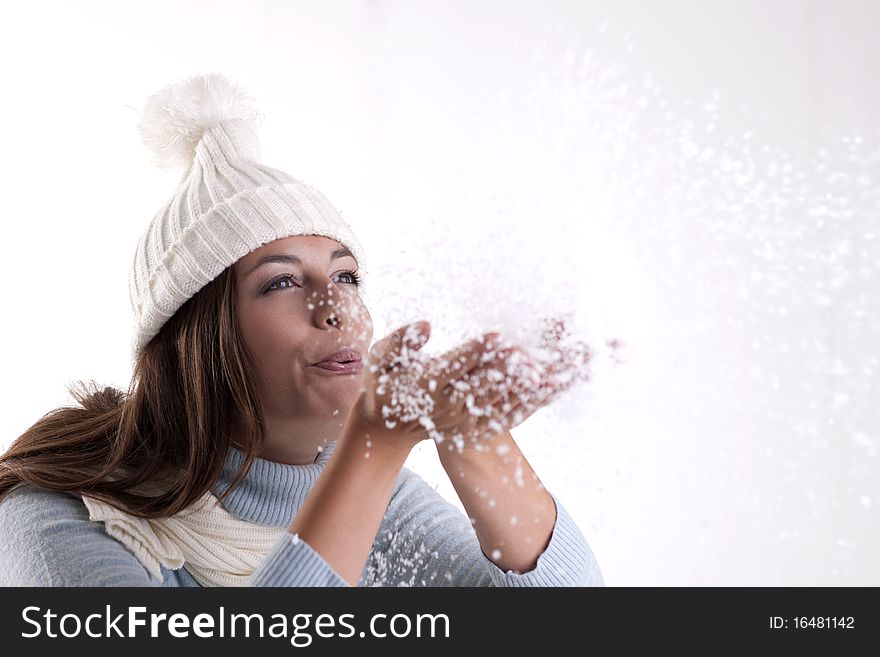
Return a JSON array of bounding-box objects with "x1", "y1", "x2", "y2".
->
[{"x1": 128, "y1": 73, "x2": 368, "y2": 363}]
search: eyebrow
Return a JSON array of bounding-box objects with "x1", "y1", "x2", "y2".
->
[{"x1": 244, "y1": 247, "x2": 355, "y2": 278}]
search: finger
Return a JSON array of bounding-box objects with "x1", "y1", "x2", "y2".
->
[
  {"x1": 440, "y1": 343, "x2": 570, "y2": 443},
  {"x1": 448, "y1": 381, "x2": 534, "y2": 446},
  {"x1": 470, "y1": 393, "x2": 527, "y2": 438},
  {"x1": 500, "y1": 347, "x2": 545, "y2": 396},
  {"x1": 539, "y1": 316, "x2": 567, "y2": 347},
  {"x1": 463, "y1": 353, "x2": 518, "y2": 409},
  {"x1": 433, "y1": 364, "x2": 512, "y2": 439},
  {"x1": 431, "y1": 331, "x2": 504, "y2": 390},
  {"x1": 543, "y1": 345, "x2": 592, "y2": 392},
  {"x1": 486, "y1": 375, "x2": 561, "y2": 433},
  {"x1": 451, "y1": 383, "x2": 509, "y2": 429},
  {"x1": 368, "y1": 321, "x2": 431, "y2": 371},
  {"x1": 447, "y1": 345, "x2": 538, "y2": 407},
  {"x1": 497, "y1": 359, "x2": 566, "y2": 417},
  {"x1": 440, "y1": 343, "x2": 514, "y2": 408}
]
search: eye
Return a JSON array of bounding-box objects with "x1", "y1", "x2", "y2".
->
[
  {"x1": 263, "y1": 271, "x2": 362, "y2": 294},
  {"x1": 264, "y1": 274, "x2": 299, "y2": 293},
  {"x1": 338, "y1": 270, "x2": 363, "y2": 286}
]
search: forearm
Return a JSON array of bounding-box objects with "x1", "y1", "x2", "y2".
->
[
  {"x1": 289, "y1": 415, "x2": 412, "y2": 586},
  {"x1": 437, "y1": 430, "x2": 555, "y2": 573}
]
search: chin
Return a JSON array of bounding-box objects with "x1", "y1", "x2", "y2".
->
[{"x1": 329, "y1": 390, "x2": 358, "y2": 414}]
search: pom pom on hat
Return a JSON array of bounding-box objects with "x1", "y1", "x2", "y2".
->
[{"x1": 137, "y1": 73, "x2": 265, "y2": 170}]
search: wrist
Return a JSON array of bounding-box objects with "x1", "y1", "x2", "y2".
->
[
  {"x1": 435, "y1": 430, "x2": 510, "y2": 462},
  {"x1": 339, "y1": 396, "x2": 418, "y2": 461}
]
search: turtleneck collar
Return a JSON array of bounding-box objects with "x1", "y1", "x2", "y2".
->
[{"x1": 210, "y1": 441, "x2": 337, "y2": 527}]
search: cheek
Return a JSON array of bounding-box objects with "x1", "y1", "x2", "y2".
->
[
  {"x1": 352, "y1": 296, "x2": 374, "y2": 339},
  {"x1": 237, "y1": 302, "x2": 302, "y2": 367},
  {"x1": 238, "y1": 308, "x2": 268, "y2": 354},
  {"x1": 360, "y1": 313, "x2": 373, "y2": 342}
]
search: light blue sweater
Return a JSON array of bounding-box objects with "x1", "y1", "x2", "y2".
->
[{"x1": 0, "y1": 441, "x2": 603, "y2": 586}]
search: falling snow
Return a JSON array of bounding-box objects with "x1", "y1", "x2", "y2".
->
[{"x1": 353, "y1": 22, "x2": 878, "y2": 585}]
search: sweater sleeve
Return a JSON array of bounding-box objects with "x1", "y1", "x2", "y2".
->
[
  {"x1": 359, "y1": 467, "x2": 604, "y2": 587},
  {"x1": 0, "y1": 485, "x2": 350, "y2": 587},
  {"x1": 0, "y1": 485, "x2": 162, "y2": 586},
  {"x1": 246, "y1": 532, "x2": 348, "y2": 587}
]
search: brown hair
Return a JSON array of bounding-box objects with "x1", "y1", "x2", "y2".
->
[{"x1": 0, "y1": 265, "x2": 265, "y2": 518}]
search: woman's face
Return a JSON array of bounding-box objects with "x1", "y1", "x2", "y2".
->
[{"x1": 234, "y1": 235, "x2": 373, "y2": 447}]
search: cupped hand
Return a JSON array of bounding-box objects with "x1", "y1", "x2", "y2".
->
[{"x1": 349, "y1": 318, "x2": 593, "y2": 452}]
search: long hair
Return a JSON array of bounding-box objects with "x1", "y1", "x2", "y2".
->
[{"x1": 0, "y1": 265, "x2": 265, "y2": 518}]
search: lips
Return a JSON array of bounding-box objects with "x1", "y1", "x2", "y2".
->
[
  {"x1": 312, "y1": 360, "x2": 363, "y2": 373},
  {"x1": 312, "y1": 347, "x2": 363, "y2": 367}
]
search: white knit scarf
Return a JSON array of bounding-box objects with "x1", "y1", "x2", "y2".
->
[{"x1": 81, "y1": 491, "x2": 288, "y2": 587}]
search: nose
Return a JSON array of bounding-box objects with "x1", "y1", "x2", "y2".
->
[{"x1": 311, "y1": 286, "x2": 343, "y2": 329}]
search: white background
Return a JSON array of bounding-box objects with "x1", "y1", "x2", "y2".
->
[{"x1": 1, "y1": 0, "x2": 877, "y2": 585}]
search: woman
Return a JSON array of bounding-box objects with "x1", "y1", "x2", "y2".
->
[{"x1": 0, "y1": 74, "x2": 603, "y2": 587}]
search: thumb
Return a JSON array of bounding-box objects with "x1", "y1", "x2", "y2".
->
[
  {"x1": 369, "y1": 321, "x2": 431, "y2": 370},
  {"x1": 403, "y1": 320, "x2": 431, "y2": 350}
]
